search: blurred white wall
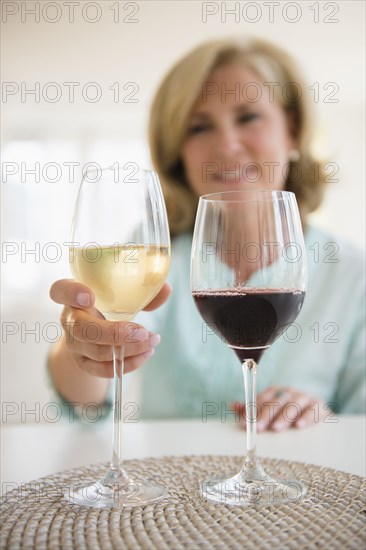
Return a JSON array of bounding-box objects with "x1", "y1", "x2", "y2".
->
[{"x1": 1, "y1": 1, "x2": 365, "y2": 423}]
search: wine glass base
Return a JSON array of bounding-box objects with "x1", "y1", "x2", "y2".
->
[
  {"x1": 65, "y1": 479, "x2": 167, "y2": 509},
  {"x1": 202, "y1": 472, "x2": 307, "y2": 506}
]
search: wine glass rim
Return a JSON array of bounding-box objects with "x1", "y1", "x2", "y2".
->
[{"x1": 199, "y1": 190, "x2": 296, "y2": 202}]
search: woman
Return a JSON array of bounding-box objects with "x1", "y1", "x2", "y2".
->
[{"x1": 49, "y1": 38, "x2": 365, "y2": 428}]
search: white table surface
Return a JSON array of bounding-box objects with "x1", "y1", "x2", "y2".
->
[{"x1": 1, "y1": 416, "x2": 365, "y2": 495}]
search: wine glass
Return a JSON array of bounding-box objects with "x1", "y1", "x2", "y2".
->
[
  {"x1": 66, "y1": 166, "x2": 170, "y2": 508},
  {"x1": 191, "y1": 190, "x2": 307, "y2": 506}
]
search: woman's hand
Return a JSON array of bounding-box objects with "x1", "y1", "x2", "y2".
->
[
  {"x1": 231, "y1": 385, "x2": 329, "y2": 431},
  {"x1": 50, "y1": 279, "x2": 172, "y2": 378}
]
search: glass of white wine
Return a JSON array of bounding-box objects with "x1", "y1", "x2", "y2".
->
[{"x1": 66, "y1": 166, "x2": 170, "y2": 508}]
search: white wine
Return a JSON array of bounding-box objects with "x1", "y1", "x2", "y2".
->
[{"x1": 70, "y1": 244, "x2": 170, "y2": 320}]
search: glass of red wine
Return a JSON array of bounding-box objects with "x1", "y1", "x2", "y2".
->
[{"x1": 191, "y1": 190, "x2": 307, "y2": 506}]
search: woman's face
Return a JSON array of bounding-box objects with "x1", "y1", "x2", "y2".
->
[{"x1": 181, "y1": 63, "x2": 297, "y2": 197}]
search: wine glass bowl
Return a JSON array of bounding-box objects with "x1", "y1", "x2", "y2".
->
[
  {"x1": 191, "y1": 190, "x2": 307, "y2": 506},
  {"x1": 65, "y1": 167, "x2": 170, "y2": 508},
  {"x1": 70, "y1": 168, "x2": 170, "y2": 322}
]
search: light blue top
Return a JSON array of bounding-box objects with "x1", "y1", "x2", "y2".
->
[{"x1": 135, "y1": 224, "x2": 365, "y2": 418}]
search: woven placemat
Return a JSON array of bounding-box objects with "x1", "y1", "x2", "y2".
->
[{"x1": 1, "y1": 455, "x2": 365, "y2": 549}]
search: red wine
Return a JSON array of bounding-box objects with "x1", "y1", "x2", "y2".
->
[{"x1": 192, "y1": 289, "x2": 305, "y2": 363}]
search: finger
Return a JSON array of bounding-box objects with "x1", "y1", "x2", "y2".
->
[
  {"x1": 255, "y1": 387, "x2": 294, "y2": 431},
  {"x1": 143, "y1": 283, "x2": 172, "y2": 311},
  {"x1": 50, "y1": 279, "x2": 98, "y2": 313},
  {"x1": 270, "y1": 392, "x2": 313, "y2": 431},
  {"x1": 293, "y1": 406, "x2": 316, "y2": 429},
  {"x1": 250, "y1": 386, "x2": 285, "y2": 431},
  {"x1": 294, "y1": 401, "x2": 328, "y2": 429},
  {"x1": 61, "y1": 307, "x2": 150, "y2": 347},
  {"x1": 231, "y1": 385, "x2": 281, "y2": 429},
  {"x1": 230, "y1": 401, "x2": 244, "y2": 413},
  {"x1": 72, "y1": 342, "x2": 113, "y2": 363},
  {"x1": 124, "y1": 348, "x2": 155, "y2": 373},
  {"x1": 69, "y1": 332, "x2": 160, "y2": 363},
  {"x1": 77, "y1": 348, "x2": 156, "y2": 378},
  {"x1": 257, "y1": 385, "x2": 282, "y2": 404},
  {"x1": 228, "y1": 402, "x2": 245, "y2": 428},
  {"x1": 77, "y1": 355, "x2": 115, "y2": 378},
  {"x1": 230, "y1": 385, "x2": 281, "y2": 416},
  {"x1": 124, "y1": 333, "x2": 161, "y2": 357}
]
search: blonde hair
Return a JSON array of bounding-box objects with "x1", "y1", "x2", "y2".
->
[{"x1": 149, "y1": 37, "x2": 327, "y2": 235}]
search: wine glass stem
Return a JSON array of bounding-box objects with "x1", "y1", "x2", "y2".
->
[
  {"x1": 243, "y1": 359, "x2": 257, "y2": 455},
  {"x1": 111, "y1": 344, "x2": 125, "y2": 471},
  {"x1": 241, "y1": 359, "x2": 263, "y2": 479}
]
